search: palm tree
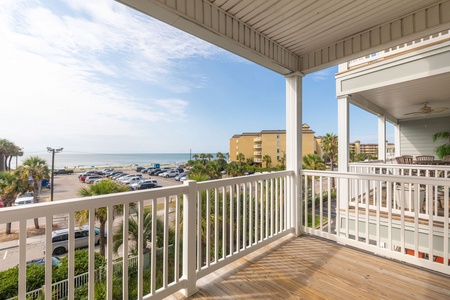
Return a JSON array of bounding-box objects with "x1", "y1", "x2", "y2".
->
[
  {"x1": 216, "y1": 152, "x2": 225, "y2": 160},
  {"x1": 0, "y1": 170, "x2": 26, "y2": 234},
  {"x1": 76, "y1": 179, "x2": 130, "y2": 256},
  {"x1": 21, "y1": 156, "x2": 50, "y2": 229},
  {"x1": 278, "y1": 151, "x2": 286, "y2": 169},
  {"x1": 0, "y1": 139, "x2": 21, "y2": 171},
  {"x1": 226, "y1": 161, "x2": 243, "y2": 177},
  {"x1": 199, "y1": 153, "x2": 207, "y2": 165},
  {"x1": 236, "y1": 153, "x2": 245, "y2": 164},
  {"x1": 262, "y1": 154, "x2": 272, "y2": 168},
  {"x1": 206, "y1": 153, "x2": 213, "y2": 161},
  {"x1": 192, "y1": 154, "x2": 199, "y2": 161},
  {"x1": 432, "y1": 131, "x2": 450, "y2": 159},
  {"x1": 113, "y1": 211, "x2": 166, "y2": 256},
  {"x1": 302, "y1": 154, "x2": 326, "y2": 171},
  {"x1": 321, "y1": 133, "x2": 338, "y2": 170}
]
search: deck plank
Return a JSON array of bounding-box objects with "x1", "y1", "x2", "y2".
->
[{"x1": 169, "y1": 235, "x2": 450, "y2": 300}]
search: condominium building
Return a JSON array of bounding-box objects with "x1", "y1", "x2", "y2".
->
[
  {"x1": 350, "y1": 140, "x2": 395, "y2": 158},
  {"x1": 230, "y1": 124, "x2": 320, "y2": 166}
]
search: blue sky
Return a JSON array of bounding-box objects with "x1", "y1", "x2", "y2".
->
[{"x1": 0, "y1": 0, "x2": 393, "y2": 155}]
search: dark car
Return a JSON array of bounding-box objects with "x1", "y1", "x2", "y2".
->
[
  {"x1": 142, "y1": 168, "x2": 153, "y2": 174},
  {"x1": 54, "y1": 169, "x2": 73, "y2": 175},
  {"x1": 136, "y1": 167, "x2": 144, "y2": 172},
  {"x1": 148, "y1": 168, "x2": 161, "y2": 175},
  {"x1": 107, "y1": 171, "x2": 123, "y2": 178},
  {"x1": 135, "y1": 182, "x2": 162, "y2": 190}
]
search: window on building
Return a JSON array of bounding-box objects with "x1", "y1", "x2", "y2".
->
[
  {"x1": 277, "y1": 141, "x2": 280, "y2": 146},
  {"x1": 277, "y1": 156, "x2": 280, "y2": 160},
  {"x1": 276, "y1": 134, "x2": 280, "y2": 139},
  {"x1": 277, "y1": 148, "x2": 280, "y2": 153}
]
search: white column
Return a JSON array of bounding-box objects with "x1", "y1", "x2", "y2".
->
[
  {"x1": 378, "y1": 115, "x2": 386, "y2": 162},
  {"x1": 337, "y1": 96, "x2": 350, "y2": 172},
  {"x1": 338, "y1": 96, "x2": 350, "y2": 214},
  {"x1": 394, "y1": 123, "x2": 401, "y2": 157},
  {"x1": 285, "y1": 72, "x2": 303, "y2": 236}
]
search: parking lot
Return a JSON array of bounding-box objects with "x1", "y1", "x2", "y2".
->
[{"x1": 41, "y1": 167, "x2": 183, "y2": 202}]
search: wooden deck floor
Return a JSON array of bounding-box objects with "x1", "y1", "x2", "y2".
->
[{"x1": 170, "y1": 235, "x2": 450, "y2": 300}]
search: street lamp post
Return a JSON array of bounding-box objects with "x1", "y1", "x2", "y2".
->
[{"x1": 47, "y1": 147, "x2": 63, "y2": 201}]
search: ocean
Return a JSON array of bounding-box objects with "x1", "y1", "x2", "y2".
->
[{"x1": 15, "y1": 153, "x2": 210, "y2": 169}]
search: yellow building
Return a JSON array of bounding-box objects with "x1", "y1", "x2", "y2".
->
[
  {"x1": 230, "y1": 124, "x2": 320, "y2": 166},
  {"x1": 349, "y1": 140, "x2": 395, "y2": 159}
]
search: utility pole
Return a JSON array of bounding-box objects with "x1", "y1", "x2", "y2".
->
[{"x1": 47, "y1": 147, "x2": 63, "y2": 201}]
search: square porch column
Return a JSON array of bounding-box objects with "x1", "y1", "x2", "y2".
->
[
  {"x1": 285, "y1": 72, "x2": 303, "y2": 235},
  {"x1": 378, "y1": 115, "x2": 387, "y2": 162},
  {"x1": 338, "y1": 95, "x2": 350, "y2": 213}
]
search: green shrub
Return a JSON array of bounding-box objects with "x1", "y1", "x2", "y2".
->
[
  {"x1": 0, "y1": 264, "x2": 47, "y2": 299},
  {"x1": 54, "y1": 249, "x2": 106, "y2": 282}
]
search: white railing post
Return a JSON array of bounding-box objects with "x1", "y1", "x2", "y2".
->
[{"x1": 182, "y1": 180, "x2": 198, "y2": 296}]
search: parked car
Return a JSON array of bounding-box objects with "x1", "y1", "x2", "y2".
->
[
  {"x1": 53, "y1": 169, "x2": 74, "y2": 175},
  {"x1": 160, "y1": 169, "x2": 179, "y2": 178},
  {"x1": 27, "y1": 256, "x2": 61, "y2": 267},
  {"x1": 117, "y1": 174, "x2": 142, "y2": 182},
  {"x1": 15, "y1": 192, "x2": 37, "y2": 206},
  {"x1": 148, "y1": 168, "x2": 161, "y2": 175},
  {"x1": 79, "y1": 174, "x2": 97, "y2": 183},
  {"x1": 84, "y1": 175, "x2": 104, "y2": 184},
  {"x1": 130, "y1": 179, "x2": 158, "y2": 190},
  {"x1": 121, "y1": 176, "x2": 143, "y2": 185},
  {"x1": 106, "y1": 171, "x2": 123, "y2": 178},
  {"x1": 78, "y1": 170, "x2": 100, "y2": 179},
  {"x1": 141, "y1": 168, "x2": 153, "y2": 174},
  {"x1": 175, "y1": 172, "x2": 187, "y2": 181},
  {"x1": 136, "y1": 167, "x2": 144, "y2": 172},
  {"x1": 112, "y1": 173, "x2": 129, "y2": 180},
  {"x1": 134, "y1": 181, "x2": 162, "y2": 190},
  {"x1": 47, "y1": 226, "x2": 101, "y2": 256}
]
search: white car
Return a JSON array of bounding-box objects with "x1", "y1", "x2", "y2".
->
[
  {"x1": 121, "y1": 177, "x2": 143, "y2": 185},
  {"x1": 15, "y1": 192, "x2": 36, "y2": 206},
  {"x1": 118, "y1": 174, "x2": 142, "y2": 182},
  {"x1": 84, "y1": 175, "x2": 104, "y2": 184},
  {"x1": 159, "y1": 169, "x2": 179, "y2": 178},
  {"x1": 130, "y1": 179, "x2": 158, "y2": 190}
]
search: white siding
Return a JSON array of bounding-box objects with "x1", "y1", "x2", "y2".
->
[{"x1": 400, "y1": 116, "x2": 450, "y2": 157}]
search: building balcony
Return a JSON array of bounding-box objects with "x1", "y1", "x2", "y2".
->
[
  {"x1": 253, "y1": 151, "x2": 262, "y2": 156},
  {"x1": 253, "y1": 144, "x2": 262, "y2": 149},
  {"x1": 1, "y1": 167, "x2": 449, "y2": 299},
  {"x1": 253, "y1": 158, "x2": 262, "y2": 163},
  {"x1": 253, "y1": 137, "x2": 262, "y2": 142}
]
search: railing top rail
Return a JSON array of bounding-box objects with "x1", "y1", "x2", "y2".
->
[
  {"x1": 349, "y1": 162, "x2": 450, "y2": 170},
  {"x1": 197, "y1": 170, "x2": 295, "y2": 190},
  {"x1": 301, "y1": 170, "x2": 450, "y2": 187},
  {"x1": 346, "y1": 29, "x2": 450, "y2": 69},
  {"x1": 0, "y1": 185, "x2": 188, "y2": 224}
]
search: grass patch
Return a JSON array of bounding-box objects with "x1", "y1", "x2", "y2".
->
[{"x1": 307, "y1": 213, "x2": 328, "y2": 228}]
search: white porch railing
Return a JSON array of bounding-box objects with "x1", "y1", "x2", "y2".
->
[
  {"x1": 343, "y1": 29, "x2": 450, "y2": 70},
  {"x1": 0, "y1": 171, "x2": 295, "y2": 300},
  {"x1": 302, "y1": 168, "x2": 450, "y2": 275}
]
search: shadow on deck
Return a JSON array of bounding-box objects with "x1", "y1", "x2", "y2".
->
[{"x1": 170, "y1": 235, "x2": 450, "y2": 299}]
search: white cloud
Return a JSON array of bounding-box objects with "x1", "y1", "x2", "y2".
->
[
  {"x1": 0, "y1": 0, "x2": 227, "y2": 152},
  {"x1": 310, "y1": 68, "x2": 334, "y2": 82}
]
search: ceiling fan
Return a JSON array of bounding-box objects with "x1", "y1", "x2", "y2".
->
[{"x1": 404, "y1": 102, "x2": 449, "y2": 116}]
